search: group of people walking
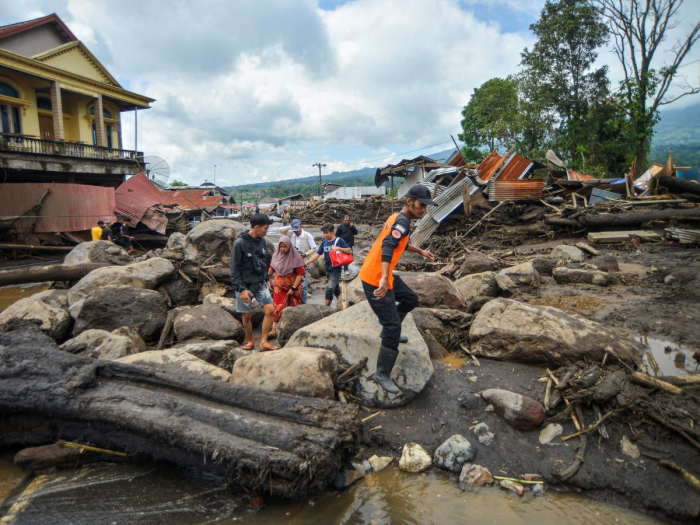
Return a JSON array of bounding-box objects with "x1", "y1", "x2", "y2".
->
[
  {"x1": 229, "y1": 184, "x2": 437, "y2": 395},
  {"x1": 91, "y1": 220, "x2": 134, "y2": 255}
]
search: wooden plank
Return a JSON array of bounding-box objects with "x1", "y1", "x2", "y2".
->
[{"x1": 587, "y1": 231, "x2": 662, "y2": 244}]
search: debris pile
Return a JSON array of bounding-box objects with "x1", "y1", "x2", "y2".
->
[{"x1": 294, "y1": 196, "x2": 402, "y2": 226}]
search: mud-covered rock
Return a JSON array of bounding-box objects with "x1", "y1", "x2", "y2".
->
[
  {"x1": 118, "y1": 349, "x2": 231, "y2": 381},
  {"x1": 158, "y1": 275, "x2": 197, "y2": 307},
  {"x1": 0, "y1": 290, "x2": 71, "y2": 341},
  {"x1": 172, "y1": 339, "x2": 249, "y2": 369},
  {"x1": 470, "y1": 298, "x2": 643, "y2": 366},
  {"x1": 495, "y1": 262, "x2": 540, "y2": 295},
  {"x1": 459, "y1": 464, "x2": 494, "y2": 491},
  {"x1": 481, "y1": 388, "x2": 545, "y2": 431},
  {"x1": 60, "y1": 327, "x2": 145, "y2": 360},
  {"x1": 286, "y1": 300, "x2": 433, "y2": 408},
  {"x1": 433, "y1": 434, "x2": 475, "y2": 472},
  {"x1": 531, "y1": 257, "x2": 556, "y2": 276},
  {"x1": 230, "y1": 347, "x2": 337, "y2": 399},
  {"x1": 63, "y1": 241, "x2": 130, "y2": 266},
  {"x1": 204, "y1": 295, "x2": 266, "y2": 328},
  {"x1": 184, "y1": 220, "x2": 248, "y2": 265},
  {"x1": 399, "y1": 443, "x2": 432, "y2": 473},
  {"x1": 550, "y1": 245, "x2": 586, "y2": 263},
  {"x1": 277, "y1": 304, "x2": 337, "y2": 346},
  {"x1": 174, "y1": 305, "x2": 244, "y2": 342},
  {"x1": 395, "y1": 271, "x2": 466, "y2": 310},
  {"x1": 166, "y1": 232, "x2": 187, "y2": 252},
  {"x1": 553, "y1": 267, "x2": 610, "y2": 286},
  {"x1": 457, "y1": 252, "x2": 499, "y2": 276},
  {"x1": 454, "y1": 271, "x2": 499, "y2": 303},
  {"x1": 591, "y1": 254, "x2": 619, "y2": 272},
  {"x1": 72, "y1": 285, "x2": 167, "y2": 342}
]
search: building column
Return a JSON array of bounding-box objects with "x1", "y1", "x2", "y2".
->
[
  {"x1": 50, "y1": 81, "x2": 64, "y2": 141},
  {"x1": 95, "y1": 94, "x2": 107, "y2": 147}
]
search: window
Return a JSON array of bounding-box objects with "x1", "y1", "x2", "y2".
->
[
  {"x1": 92, "y1": 122, "x2": 113, "y2": 148},
  {"x1": 36, "y1": 96, "x2": 52, "y2": 111},
  {"x1": 89, "y1": 106, "x2": 112, "y2": 119},
  {"x1": 0, "y1": 81, "x2": 22, "y2": 134},
  {"x1": 0, "y1": 82, "x2": 19, "y2": 99}
]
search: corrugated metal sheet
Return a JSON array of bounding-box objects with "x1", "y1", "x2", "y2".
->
[
  {"x1": 0, "y1": 183, "x2": 115, "y2": 235},
  {"x1": 567, "y1": 170, "x2": 596, "y2": 182},
  {"x1": 476, "y1": 151, "x2": 506, "y2": 183},
  {"x1": 495, "y1": 154, "x2": 533, "y2": 181},
  {"x1": 115, "y1": 172, "x2": 168, "y2": 234},
  {"x1": 160, "y1": 190, "x2": 224, "y2": 212},
  {"x1": 488, "y1": 180, "x2": 544, "y2": 201}
]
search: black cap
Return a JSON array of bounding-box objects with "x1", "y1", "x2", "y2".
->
[{"x1": 405, "y1": 185, "x2": 438, "y2": 206}]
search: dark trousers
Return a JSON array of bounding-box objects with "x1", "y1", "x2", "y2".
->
[
  {"x1": 325, "y1": 269, "x2": 342, "y2": 302},
  {"x1": 362, "y1": 275, "x2": 418, "y2": 351}
]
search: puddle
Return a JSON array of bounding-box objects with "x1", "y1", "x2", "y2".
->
[
  {"x1": 0, "y1": 284, "x2": 50, "y2": 313},
  {"x1": 637, "y1": 335, "x2": 699, "y2": 376},
  {"x1": 441, "y1": 355, "x2": 467, "y2": 369}
]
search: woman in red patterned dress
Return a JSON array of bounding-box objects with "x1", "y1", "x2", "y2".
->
[{"x1": 267, "y1": 235, "x2": 305, "y2": 341}]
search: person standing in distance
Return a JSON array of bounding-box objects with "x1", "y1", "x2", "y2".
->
[
  {"x1": 92, "y1": 220, "x2": 105, "y2": 241},
  {"x1": 230, "y1": 213, "x2": 277, "y2": 351},
  {"x1": 358, "y1": 185, "x2": 437, "y2": 394}
]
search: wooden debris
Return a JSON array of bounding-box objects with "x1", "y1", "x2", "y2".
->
[
  {"x1": 575, "y1": 242, "x2": 600, "y2": 256},
  {"x1": 659, "y1": 461, "x2": 700, "y2": 495},
  {"x1": 0, "y1": 262, "x2": 110, "y2": 286},
  {"x1": 587, "y1": 231, "x2": 663, "y2": 244},
  {"x1": 631, "y1": 372, "x2": 684, "y2": 395}
]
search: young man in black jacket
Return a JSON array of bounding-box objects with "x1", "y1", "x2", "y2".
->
[{"x1": 230, "y1": 213, "x2": 277, "y2": 350}]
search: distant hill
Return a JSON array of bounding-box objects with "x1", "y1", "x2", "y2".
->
[
  {"x1": 225, "y1": 148, "x2": 456, "y2": 200},
  {"x1": 651, "y1": 102, "x2": 700, "y2": 167}
]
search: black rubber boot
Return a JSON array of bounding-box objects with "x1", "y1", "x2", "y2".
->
[
  {"x1": 399, "y1": 334, "x2": 408, "y2": 344},
  {"x1": 373, "y1": 345, "x2": 400, "y2": 394}
]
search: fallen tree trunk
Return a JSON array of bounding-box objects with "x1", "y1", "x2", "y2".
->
[
  {"x1": 582, "y1": 208, "x2": 700, "y2": 228},
  {"x1": 0, "y1": 324, "x2": 360, "y2": 498},
  {"x1": 657, "y1": 176, "x2": 700, "y2": 197},
  {"x1": 0, "y1": 262, "x2": 108, "y2": 287}
]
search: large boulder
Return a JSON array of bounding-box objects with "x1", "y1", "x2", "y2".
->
[
  {"x1": 591, "y1": 254, "x2": 619, "y2": 272},
  {"x1": 552, "y1": 268, "x2": 610, "y2": 286},
  {"x1": 470, "y1": 298, "x2": 643, "y2": 366},
  {"x1": 203, "y1": 294, "x2": 266, "y2": 328},
  {"x1": 531, "y1": 257, "x2": 556, "y2": 277},
  {"x1": 60, "y1": 327, "x2": 146, "y2": 360},
  {"x1": 230, "y1": 347, "x2": 337, "y2": 399},
  {"x1": 344, "y1": 277, "x2": 367, "y2": 305},
  {"x1": 481, "y1": 389, "x2": 545, "y2": 431},
  {"x1": 117, "y1": 349, "x2": 231, "y2": 381},
  {"x1": 286, "y1": 301, "x2": 433, "y2": 408},
  {"x1": 68, "y1": 258, "x2": 175, "y2": 317},
  {"x1": 184, "y1": 220, "x2": 248, "y2": 265},
  {"x1": 0, "y1": 290, "x2": 71, "y2": 341},
  {"x1": 64, "y1": 241, "x2": 130, "y2": 266},
  {"x1": 457, "y1": 252, "x2": 499, "y2": 277},
  {"x1": 173, "y1": 305, "x2": 244, "y2": 342},
  {"x1": 495, "y1": 262, "x2": 540, "y2": 295},
  {"x1": 72, "y1": 285, "x2": 167, "y2": 342},
  {"x1": 549, "y1": 245, "x2": 586, "y2": 263},
  {"x1": 166, "y1": 232, "x2": 187, "y2": 252},
  {"x1": 158, "y1": 275, "x2": 197, "y2": 307},
  {"x1": 394, "y1": 272, "x2": 466, "y2": 310},
  {"x1": 277, "y1": 304, "x2": 338, "y2": 346},
  {"x1": 454, "y1": 272, "x2": 499, "y2": 302},
  {"x1": 172, "y1": 339, "x2": 249, "y2": 370}
]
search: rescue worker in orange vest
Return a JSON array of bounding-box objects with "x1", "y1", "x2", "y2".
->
[{"x1": 358, "y1": 185, "x2": 437, "y2": 394}]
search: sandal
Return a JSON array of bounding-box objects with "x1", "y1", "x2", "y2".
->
[
  {"x1": 242, "y1": 341, "x2": 255, "y2": 350},
  {"x1": 259, "y1": 343, "x2": 279, "y2": 351},
  {"x1": 267, "y1": 332, "x2": 277, "y2": 340}
]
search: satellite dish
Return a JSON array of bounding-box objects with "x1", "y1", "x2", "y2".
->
[{"x1": 144, "y1": 156, "x2": 171, "y2": 187}]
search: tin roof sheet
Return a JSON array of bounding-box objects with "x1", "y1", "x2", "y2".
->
[
  {"x1": 567, "y1": 170, "x2": 596, "y2": 182},
  {"x1": 0, "y1": 183, "x2": 115, "y2": 235},
  {"x1": 476, "y1": 151, "x2": 506, "y2": 183},
  {"x1": 495, "y1": 154, "x2": 533, "y2": 181},
  {"x1": 115, "y1": 172, "x2": 168, "y2": 234},
  {"x1": 159, "y1": 190, "x2": 224, "y2": 212},
  {"x1": 488, "y1": 180, "x2": 544, "y2": 201}
]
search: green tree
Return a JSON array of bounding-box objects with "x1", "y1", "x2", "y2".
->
[
  {"x1": 458, "y1": 76, "x2": 521, "y2": 161},
  {"x1": 170, "y1": 180, "x2": 188, "y2": 186},
  {"x1": 595, "y1": 0, "x2": 700, "y2": 174}
]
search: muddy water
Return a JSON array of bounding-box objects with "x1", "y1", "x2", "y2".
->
[
  {"x1": 0, "y1": 284, "x2": 49, "y2": 313},
  {"x1": 0, "y1": 454, "x2": 662, "y2": 525}
]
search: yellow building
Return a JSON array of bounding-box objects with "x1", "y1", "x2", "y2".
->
[{"x1": 0, "y1": 13, "x2": 155, "y2": 186}]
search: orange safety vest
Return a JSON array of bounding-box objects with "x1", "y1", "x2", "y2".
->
[{"x1": 359, "y1": 212, "x2": 409, "y2": 289}]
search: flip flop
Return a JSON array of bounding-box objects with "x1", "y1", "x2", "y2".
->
[
  {"x1": 242, "y1": 341, "x2": 255, "y2": 350},
  {"x1": 259, "y1": 343, "x2": 279, "y2": 351},
  {"x1": 267, "y1": 332, "x2": 277, "y2": 340}
]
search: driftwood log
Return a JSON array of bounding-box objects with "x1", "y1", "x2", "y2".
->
[
  {"x1": 657, "y1": 176, "x2": 700, "y2": 197},
  {"x1": 582, "y1": 208, "x2": 700, "y2": 228},
  {"x1": 0, "y1": 325, "x2": 360, "y2": 498},
  {"x1": 0, "y1": 263, "x2": 108, "y2": 287}
]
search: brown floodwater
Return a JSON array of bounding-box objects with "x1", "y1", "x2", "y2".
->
[
  {"x1": 0, "y1": 454, "x2": 663, "y2": 525},
  {"x1": 0, "y1": 284, "x2": 49, "y2": 313}
]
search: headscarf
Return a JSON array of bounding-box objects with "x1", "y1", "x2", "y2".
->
[{"x1": 271, "y1": 235, "x2": 306, "y2": 276}]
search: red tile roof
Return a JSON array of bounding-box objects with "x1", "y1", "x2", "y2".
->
[
  {"x1": 0, "y1": 13, "x2": 77, "y2": 41},
  {"x1": 115, "y1": 172, "x2": 168, "y2": 234}
]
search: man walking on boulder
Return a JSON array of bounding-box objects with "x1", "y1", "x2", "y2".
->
[{"x1": 358, "y1": 185, "x2": 436, "y2": 394}]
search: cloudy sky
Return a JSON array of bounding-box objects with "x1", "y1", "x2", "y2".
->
[{"x1": 3, "y1": 0, "x2": 699, "y2": 186}]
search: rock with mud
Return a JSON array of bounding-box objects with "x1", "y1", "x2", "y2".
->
[
  {"x1": 591, "y1": 254, "x2": 619, "y2": 272},
  {"x1": 60, "y1": 327, "x2": 145, "y2": 359},
  {"x1": 531, "y1": 257, "x2": 556, "y2": 276},
  {"x1": 230, "y1": 347, "x2": 337, "y2": 399},
  {"x1": 539, "y1": 423, "x2": 563, "y2": 445},
  {"x1": 183, "y1": 219, "x2": 248, "y2": 265},
  {"x1": 203, "y1": 294, "x2": 266, "y2": 328},
  {"x1": 459, "y1": 464, "x2": 494, "y2": 491},
  {"x1": 454, "y1": 271, "x2": 499, "y2": 304},
  {"x1": 118, "y1": 349, "x2": 232, "y2": 381},
  {"x1": 473, "y1": 423, "x2": 494, "y2": 446},
  {"x1": 0, "y1": 291, "x2": 71, "y2": 342},
  {"x1": 158, "y1": 274, "x2": 197, "y2": 307},
  {"x1": 553, "y1": 267, "x2": 610, "y2": 286},
  {"x1": 368, "y1": 455, "x2": 393, "y2": 473},
  {"x1": 72, "y1": 285, "x2": 167, "y2": 342},
  {"x1": 495, "y1": 262, "x2": 540, "y2": 295},
  {"x1": 63, "y1": 240, "x2": 130, "y2": 266},
  {"x1": 457, "y1": 252, "x2": 499, "y2": 276},
  {"x1": 499, "y1": 479, "x2": 525, "y2": 496},
  {"x1": 68, "y1": 258, "x2": 175, "y2": 317},
  {"x1": 166, "y1": 232, "x2": 187, "y2": 252},
  {"x1": 481, "y1": 389, "x2": 545, "y2": 431},
  {"x1": 433, "y1": 434, "x2": 475, "y2": 472},
  {"x1": 343, "y1": 277, "x2": 367, "y2": 305},
  {"x1": 549, "y1": 245, "x2": 586, "y2": 263},
  {"x1": 470, "y1": 298, "x2": 643, "y2": 366},
  {"x1": 172, "y1": 339, "x2": 248, "y2": 369},
  {"x1": 277, "y1": 304, "x2": 338, "y2": 346},
  {"x1": 619, "y1": 435, "x2": 640, "y2": 458},
  {"x1": 399, "y1": 443, "x2": 432, "y2": 473},
  {"x1": 286, "y1": 300, "x2": 433, "y2": 408},
  {"x1": 395, "y1": 272, "x2": 466, "y2": 310},
  {"x1": 174, "y1": 305, "x2": 244, "y2": 342},
  {"x1": 334, "y1": 462, "x2": 365, "y2": 490}
]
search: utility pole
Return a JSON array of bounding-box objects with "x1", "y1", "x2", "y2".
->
[
  {"x1": 313, "y1": 162, "x2": 326, "y2": 201},
  {"x1": 213, "y1": 164, "x2": 216, "y2": 185},
  {"x1": 240, "y1": 189, "x2": 244, "y2": 222}
]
